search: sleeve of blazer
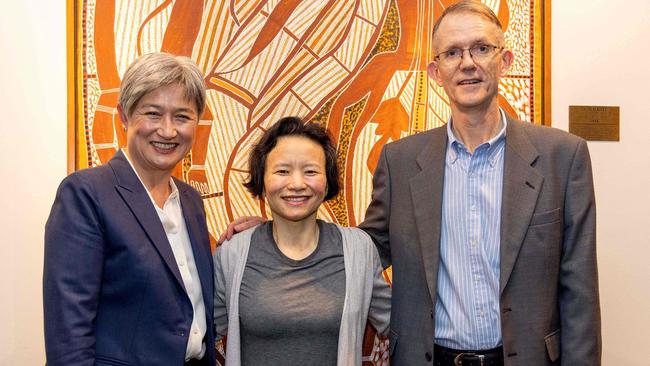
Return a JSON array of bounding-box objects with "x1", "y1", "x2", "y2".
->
[
  {"x1": 359, "y1": 146, "x2": 392, "y2": 268},
  {"x1": 43, "y1": 173, "x2": 105, "y2": 366},
  {"x1": 559, "y1": 139, "x2": 601, "y2": 364}
]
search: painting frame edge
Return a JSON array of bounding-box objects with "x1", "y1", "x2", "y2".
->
[
  {"x1": 543, "y1": 0, "x2": 552, "y2": 126},
  {"x1": 67, "y1": 0, "x2": 86, "y2": 173}
]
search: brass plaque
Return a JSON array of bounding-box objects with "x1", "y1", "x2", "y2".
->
[{"x1": 569, "y1": 105, "x2": 620, "y2": 141}]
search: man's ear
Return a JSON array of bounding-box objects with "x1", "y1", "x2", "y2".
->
[
  {"x1": 117, "y1": 104, "x2": 128, "y2": 131},
  {"x1": 427, "y1": 61, "x2": 444, "y2": 86},
  {"x1": 500, "y1": 49, "x2": 514, "y2": 76}
]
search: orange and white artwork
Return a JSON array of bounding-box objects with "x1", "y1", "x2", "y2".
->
[
  {"x1": 72, "y1": 0, "x2": 548, "y2": 236},
  {"x1": 70, "y1": 1, "x2": 549, "y2": 363}
]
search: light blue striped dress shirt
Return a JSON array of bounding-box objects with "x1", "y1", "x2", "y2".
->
[{"x1": 434, "y1": 110, "x2": 507, "y2": 350}]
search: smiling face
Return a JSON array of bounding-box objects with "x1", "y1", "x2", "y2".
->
[
  {"x1": 428, "y1": 12, "x2": 513, "y2": 113},
  {"x1": 119, "y1": 83, "x2": 198, "y2": 182},
  {"x1": 263, "y1": 136, "x2": 328, "y2": 224}
]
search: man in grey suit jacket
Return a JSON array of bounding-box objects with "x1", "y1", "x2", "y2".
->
[{"x1": 360, "y1": 2, "x2": 600, "y2": 365}]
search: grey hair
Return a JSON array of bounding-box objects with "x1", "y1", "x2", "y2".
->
[
  {"x1": 118, "y1": 52, "x2": 206, "y2": 118},
  {"x1": 432, "y1": 1, "x2": 503, "y2": 44}
]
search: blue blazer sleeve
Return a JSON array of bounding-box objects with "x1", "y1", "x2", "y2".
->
[{"x1": 44, "y1": 172, "x2": 105, "y2": 366}]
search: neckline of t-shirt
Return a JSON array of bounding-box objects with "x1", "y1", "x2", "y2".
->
[{"x1": 266, "y1": 220, "x2": 325, "y2": 267}]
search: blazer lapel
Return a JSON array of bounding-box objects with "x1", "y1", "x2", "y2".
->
[
  {"x1": 178, "y1": 183, "x2": 214, "y2": 310},
  {"x1": 410, "y1": 128, "x2": 447, "y2": 305},
  {"x1": 109, "y1": 151, "x2": 186, "y2": 290},
  {"x1": 500, "y1": 118, "x2": 543, "y2": 294}
]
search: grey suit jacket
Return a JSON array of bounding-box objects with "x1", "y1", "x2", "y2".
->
[{"x1": 360, "y1": 116, "x2": 600, "y2": 366}]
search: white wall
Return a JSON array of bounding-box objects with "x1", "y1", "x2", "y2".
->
[
  {"x1": 1, "y1": 0, "x2": 648, "y2": 364},
  {"x1": 0, "y1": 1, "x2": 66, "y2": 364},
  {"x1": 553, "y1": 1, "x2": 650, "y2": 364}
]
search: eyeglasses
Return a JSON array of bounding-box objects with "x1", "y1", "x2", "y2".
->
[{"x1": 434, "y1": 44, "x2": 504, "y2": 66}]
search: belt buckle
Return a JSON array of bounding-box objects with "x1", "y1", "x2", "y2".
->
[{"x1": 453, "y1": 352, "x2": 485, "y2": 366}]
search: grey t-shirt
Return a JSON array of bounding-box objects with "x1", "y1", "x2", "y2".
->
[{"x1": 238, "y1": 220, "x2": 346, "y2": 366}]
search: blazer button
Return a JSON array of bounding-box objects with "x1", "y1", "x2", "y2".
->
[
  {"x1": 179, "y1": 331, "x2": 186, "y2": 337},
  {"x1": 425, "y1": 352, "x2": 432, "y2": 362}
]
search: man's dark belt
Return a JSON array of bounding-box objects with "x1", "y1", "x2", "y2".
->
[{"x1": 434, "y1": 344, "x2": 504, "y2": 366}]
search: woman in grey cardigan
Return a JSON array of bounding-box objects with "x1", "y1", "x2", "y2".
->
[{"x1": 213, "y1": 117, "x2": 391, "y2": 366}]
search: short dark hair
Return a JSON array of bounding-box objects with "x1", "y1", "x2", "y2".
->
[{"x1": 244, "y1": 116, "x2": 340, "y2": 201}]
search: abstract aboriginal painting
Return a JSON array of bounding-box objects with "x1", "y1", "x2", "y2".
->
[{"x1": 70, "y1": 1, "x2": 549, "y2": 364}]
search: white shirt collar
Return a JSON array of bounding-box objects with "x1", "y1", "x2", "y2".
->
[
  {"x1": 446, "y1": 108, "x2": 508, "y2": 163},
  {"x1": 122, "y1": 149, "x2": 179, "y2": 207}
]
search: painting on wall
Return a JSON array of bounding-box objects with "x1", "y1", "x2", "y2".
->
[{"x1": 69, "y1": 0, "x2": 550, "y2": 363}]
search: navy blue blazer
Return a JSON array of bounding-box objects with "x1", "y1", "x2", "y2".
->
[{"x1": 44, "y1": 151, "x2": 216, "y2": 366}]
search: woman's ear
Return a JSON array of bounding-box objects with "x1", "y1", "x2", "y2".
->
[{"x1": 117, "y1": 104, "x2": 128, "y2": 132}]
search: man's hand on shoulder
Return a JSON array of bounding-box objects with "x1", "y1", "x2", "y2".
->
[{"x1": 217, "y1": 216, "x2": 267, "y2": 244}]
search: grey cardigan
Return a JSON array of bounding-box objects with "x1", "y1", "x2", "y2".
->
[{"x1": 213, "y1": 225, "x2": 391, "y2": 366}]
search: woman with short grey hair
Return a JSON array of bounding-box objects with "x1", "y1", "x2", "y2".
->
[{"x1": 44, "y1": 52, "x2": 216, "y2": 366}]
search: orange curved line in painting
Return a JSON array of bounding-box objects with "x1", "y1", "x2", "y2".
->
[
  {"x1": 209, "y1": 76, "x2": 255, "y2": 105},
  {"x1": 498, "y1": 94, "x2": 518, "y2": 120},
  {"x1": 229, "y1": 0, "x2": 259, "y2": 27},
  {"x1": 322, "y1": 203, "x2": 338, "y2": 225},
  {"x1": 161, "y1": 0, "x2": 205, "y2": 56},
  {"x1": 366, "y1": 97, "x2": 410, "y2": 173},
  {"x1": 186, "y1": 106, "x2": 215, "y2": 197},
  {"x1": 259, "y1": 198, "x2": 268, "y2": 220},
  {"x1": 433, "y1": 0, "x2": 459, "y2": 30},
  {"x1": 365, "y1": 73, "x2": 413, "y2": 174},
  {"x1": 136, "y1": 0, "x2": 173, "y2": 56},
  {"x1": 221, "y1": 120, "x2": 264, "y2": 222},
  {"x1": 192, "y1": 107, "x2": 214, "y2": 166},
  {"x1": 94, "y1": 0, "x2": 120, "y2": 85},
  {"x1": 244, "y1": 0, "x2": 302, "y2": 66},
  {"x1": 229, "y1": 0, "x2": 239, "y2": 26},
  {"x1": 497, "y1": 0, "x2": 510, "y2": 32}
]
